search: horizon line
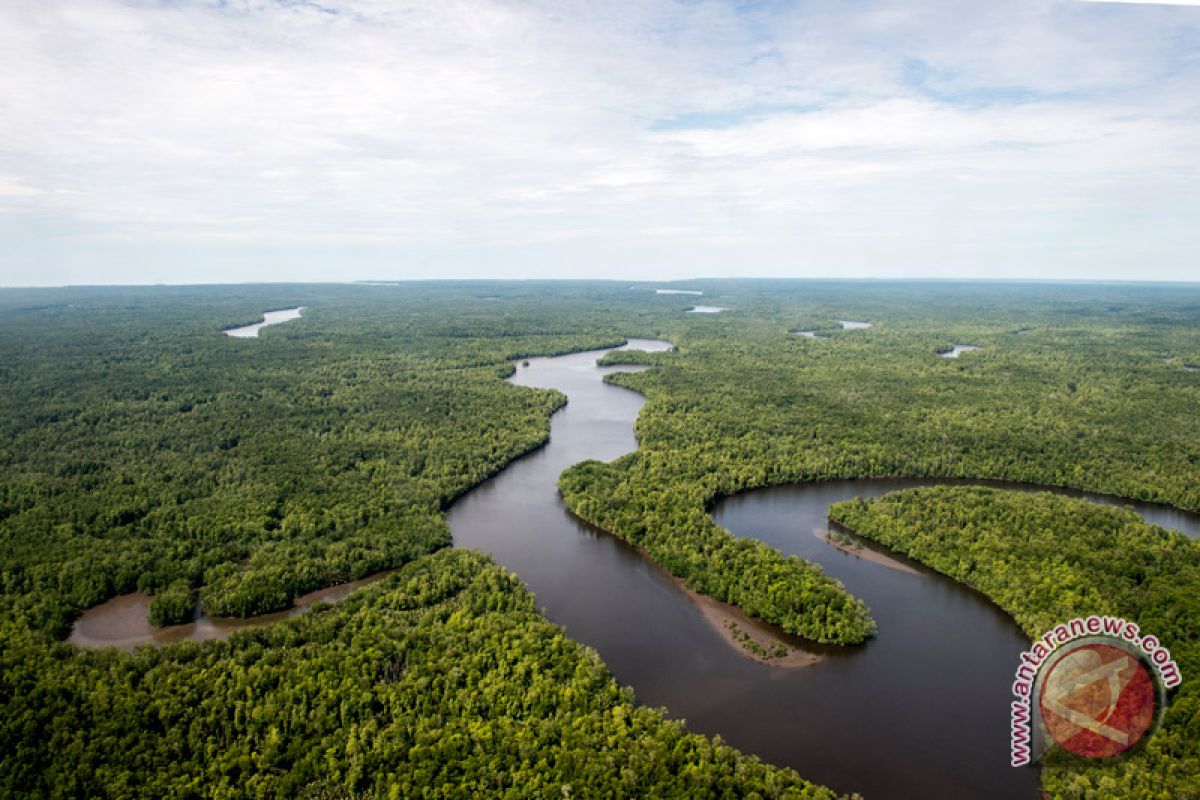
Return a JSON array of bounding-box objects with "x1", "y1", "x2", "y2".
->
[{"x1": 4, "y1": 276, "x2": 1200, "y2": 290}]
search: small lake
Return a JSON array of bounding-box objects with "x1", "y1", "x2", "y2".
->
[
  {"x1": 688, "y1": 306, "x2": 729, "y2": 313},
  {"x1": 224, "y1": 307, "x2": 305, "y2": 338},
  {"x1": 838, "y1": 320, "x2": 872, "y2": 329},
  {"x1": 941, "y1": 344, "x2": 980, "y2": 358},
  {"x1": 656, "y1": 289, "x2": 703, "y2": 295}
]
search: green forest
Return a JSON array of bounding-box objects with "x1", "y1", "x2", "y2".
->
[
  {"x1": 3, "y1": 548, "x2": 843, "y2": 799},
  {"x1": 2, "y1": 280, "x2": 1199, "y2": 798},
  {"x1": 0, "y1": 283, "x2": 638, "y2": 638},
  {"x1": 829, "y1": 486, "x2": 1200, "y2": 800}
]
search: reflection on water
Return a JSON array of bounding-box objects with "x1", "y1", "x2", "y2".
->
[
  {"x1": 941, "y1": 344, "x2": 980, "y2": 358},
  {"x1": 224, "y1": 307, "x2": 305, "y2": 338}
]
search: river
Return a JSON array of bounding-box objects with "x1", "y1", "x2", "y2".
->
[
  {"x1": 447, "y1": 339, "x2": 1198, "y2": 800},
  {"x1": 69, "y1": 337, "x2": 1200, "y2": 799}
]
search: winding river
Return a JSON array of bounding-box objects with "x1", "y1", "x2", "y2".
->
[
  {"x1": 448, "y1": 340, "x2": 1199, "y2": 800},
  {"x1": 70, "y1": 337, "x2": 1200, "y2": 799}
]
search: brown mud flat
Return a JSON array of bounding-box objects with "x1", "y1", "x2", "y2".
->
[
  {"x1": 680, "y1": 579, "x2": 822, "y2": 668},
  {"x1": 68, "y1": 570, "x2": 397, "y2": 651},
  {"x1": 813, "y1": 526, "x2": 921, "y2": 575}
]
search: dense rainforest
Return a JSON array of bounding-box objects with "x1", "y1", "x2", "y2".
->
[
  {"x1": 2, "y1": 279, "x2": 1198, "y2": 798},
  {"x1": 0, "y1": 283, "x2": 639, "y2": 636},
  {"x1": 829, "y1": 486, "x2": 1200, "y2": 800},
  {"x1": 3, "y1": 548, "x2": 843, "y2": 799}
]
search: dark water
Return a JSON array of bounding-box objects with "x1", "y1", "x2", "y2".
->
[{"x1": 448, "y1": 340, "x2": 1200, "y2": 800}]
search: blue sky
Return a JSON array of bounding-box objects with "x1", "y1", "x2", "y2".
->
[{"x1": 1, "y1": 0, "x2": 1198, "y2": 285}]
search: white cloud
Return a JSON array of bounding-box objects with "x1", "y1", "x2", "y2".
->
[
  {"x1": 1079, "y1": 1, "x2": 1200, "y2": 6},
  {"x1": 0, "y1": 0, "x2": 1198, "y2": 284},
  {"x1": 0, "y1": 177, "x2": 44, "y2": 198}
]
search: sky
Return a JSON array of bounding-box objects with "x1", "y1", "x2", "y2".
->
[{"x1": 1, "y1": 0, "x2": 1198, "y2": 286}]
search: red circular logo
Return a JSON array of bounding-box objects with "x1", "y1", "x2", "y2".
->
[{"x1": 1038, "y1": 642, "x2": 1156, "y2": 758}]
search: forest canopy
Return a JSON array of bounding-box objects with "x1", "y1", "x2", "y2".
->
[{"x1": 2, "y1": 280, "x2": 1198, "y2": 798}]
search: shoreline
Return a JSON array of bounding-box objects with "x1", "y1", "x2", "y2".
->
[
  {"x1": 680, "y1": 576, "x2": 822, "y2": 668},
  {"x1": 814, "y1": 526, "x2": 921, "y2": 575}
]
